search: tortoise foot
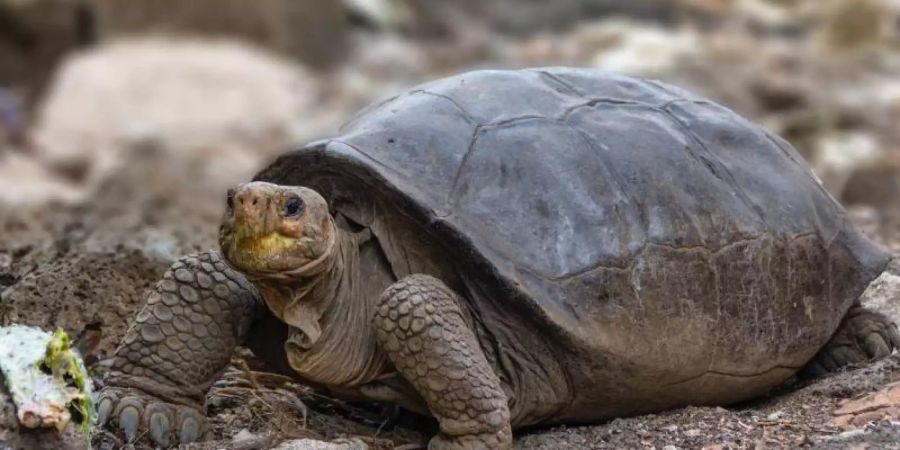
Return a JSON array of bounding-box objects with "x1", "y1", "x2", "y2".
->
[
  {"x1": 95, "y1": 386, "x2": 208, "y2": 447},
  {"x1": 802, "y1": 306, "x2": 900, "y2": 378},
  {"x1": 94, "y1": 252, "x2": 262, "y2": 447},
  {"x1": 428, "y1": 429, "x2": 513, "y2": 450}
]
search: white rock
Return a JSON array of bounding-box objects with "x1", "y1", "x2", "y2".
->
[
  {"x1": 273, "y1": 438, "x2": 368, "y2": 450},
  {"x1": 810, "y1": 131, "x2": 883, "y2": 198},
  {"x1": 0, "y1": 153, "x2": 84, "y2": 205},
  {"x1": 580, "y1": 20, "x2": 702, "y2": 77},
  {"x1": 30, "y1": 37, "x2": 318, "y2": 191},
  {"x1": 231, "y1": 428, "x2": 273, "y2": 450},
  {"x1": 343, "y1": 0, "x2": 411, "y2": 29}
]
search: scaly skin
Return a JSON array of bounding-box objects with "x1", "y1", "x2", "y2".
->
[
  {"x1": 374, "y1": 274, "x2": 512, "y2": 450},
  {"x1": 96, "y1": 251, "x2": 262, "y2": 446}
]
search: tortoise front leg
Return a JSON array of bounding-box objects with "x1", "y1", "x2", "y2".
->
[
  {"x1": 374, "y1": 274, "x2": 512, "y2": 450},
  {"x1": 96, "y1": 251, "x2": 263, "y2": 446}
]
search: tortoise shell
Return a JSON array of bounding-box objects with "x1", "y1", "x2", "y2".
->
[{"x1": 256, "y1": 68, "x2": 888, "y2": 412}]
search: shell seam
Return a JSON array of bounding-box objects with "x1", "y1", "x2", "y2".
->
[
  {"x1": 412, "y1": 89, "x2": 479, "y2": 124},
  {"x1": 662, "y1": 364, "x2": 801, "y2": 387},
  {"x1": 659, "y1": 103, "x2": 772, "y2": 229}
]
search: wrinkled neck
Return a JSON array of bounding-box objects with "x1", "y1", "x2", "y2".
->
[
  {"x1": 252, "y1": 232, "x2": 344, "y2": 347},
  {"x1": 256, "y1": 228, "x2": 388, "y2": 386}
]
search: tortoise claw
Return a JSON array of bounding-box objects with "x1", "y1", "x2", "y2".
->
[
  {"x1": 179, "y1": 415, "x2": 201, "y2": 444},
  {"x1": 96, "y1": 395, "x2": 114, "y2": 426},
  {"x1": 863, "y1": 332, "x2": 891, "y2": 359},
  {"x1": 147, "y1": 405, "x2": 173, "y2": 447},
  {"x1": 118, "y1": 405, "x2": 141, "y2": 442}
]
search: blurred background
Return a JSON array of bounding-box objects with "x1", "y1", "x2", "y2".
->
[
  {"x1": 1, "y1": 0, "x2": 900, "y2": 237},
  {"x1": 0, "y1": 0, "x2": 899, "y2": 446}
]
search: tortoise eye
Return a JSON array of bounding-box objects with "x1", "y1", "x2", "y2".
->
[{"x1": 283, "y1": 196, "x2": 304, "y2": 217}]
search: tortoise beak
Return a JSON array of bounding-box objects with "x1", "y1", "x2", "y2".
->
[{"x1": 230, "y1": 183, "x2": 279, "y2": 236}]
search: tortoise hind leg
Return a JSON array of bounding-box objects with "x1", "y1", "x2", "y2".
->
[{"x1": 801, "y1": 305, "x2": 900, "y2": 378}]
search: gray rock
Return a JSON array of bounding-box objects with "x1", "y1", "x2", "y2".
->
[{"x1": 860, "y1": 256, "x2": 900, "y2": 324}]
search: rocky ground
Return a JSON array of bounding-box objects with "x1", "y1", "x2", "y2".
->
[{"x1": 2, "y1": 0, "x2": 900, "y2": 448}]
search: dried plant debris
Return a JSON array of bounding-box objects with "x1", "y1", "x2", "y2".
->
[{"x1": 0, "y1": 325, "x2": 93, "y2": 434}]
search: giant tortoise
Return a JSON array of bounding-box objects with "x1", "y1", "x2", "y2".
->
[{"x1": 96, "y1": 68, "x2": 898, "y2": 449}]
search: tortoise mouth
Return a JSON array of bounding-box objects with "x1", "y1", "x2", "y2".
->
[
  {"x1": 220, "y1": 227, "x2": 337, "y2": 283},
  {"x1": 221, "y1": 226, "x2": 299, "y2": 272}
]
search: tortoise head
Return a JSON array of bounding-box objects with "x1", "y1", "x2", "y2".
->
[{"x1": 219, "y1": 181, "x2": 335, "y2": 278}]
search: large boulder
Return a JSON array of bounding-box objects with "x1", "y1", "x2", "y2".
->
[
  {"x1": 89, "y1": 0, "x2": 348, "y2": 68},
  {"x1": 30, "y1": 38, "x2": 317, "y2": 194}
]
